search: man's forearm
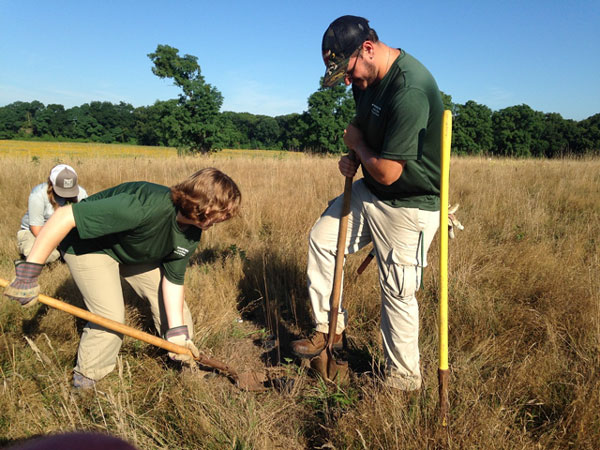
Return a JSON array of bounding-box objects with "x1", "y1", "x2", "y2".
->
[
  {"x1": 355, "y1": 143, "x2": 405, "y2": 185},
  {"x1": 344, "y1": 123, "x2": 405, "y2": 185},
  {"x1": 162, "y1": 277, "x2": 185, "y2": 328}
]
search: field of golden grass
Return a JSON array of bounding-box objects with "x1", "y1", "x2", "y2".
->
[
  {"x1": 0, "y1": 141, "x2": 598, "y2": 449},
  {"x1": 0, "y1": 140, "x2": 303, "y2": 159}
]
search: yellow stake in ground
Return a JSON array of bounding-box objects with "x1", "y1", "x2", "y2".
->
[{"x1": 439, "y1": 110, "x2": 452, "y2": 426}]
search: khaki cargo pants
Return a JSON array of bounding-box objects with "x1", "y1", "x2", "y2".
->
[
  {"x1": 63, "y1": 252, "x2": 194, "y2": 381},
  {"x1": 307, "y1": 179, "x2": 439, "y2": 390}
]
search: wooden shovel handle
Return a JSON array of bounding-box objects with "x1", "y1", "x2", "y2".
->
[
  {"x1": 0, "y1": 278, "x2": 237, "y2": 376},
  {"x1": 327, "y1": 167, "x2": 354, "y2": 350}
]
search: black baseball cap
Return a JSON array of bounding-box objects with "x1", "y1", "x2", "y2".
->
[{"x1": 321, "y1": 15, "x2": 371, "y2": 87}]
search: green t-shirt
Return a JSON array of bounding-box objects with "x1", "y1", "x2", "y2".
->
[
  {"x1": 63, "y1": 182, "x2": 202, "y2": 285},
  {"x1": 352, "y1": 50, "x2": 443, "y2": 211}
]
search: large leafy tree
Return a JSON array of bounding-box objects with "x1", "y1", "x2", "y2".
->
[
  {"x1": 254, "y1": 115, "x2": 281, "y2": 149},
  {"x1": 580, "y1": 113, "x2": 600, "y2": 154},
  {"x1": 492, "y1": 104, "x2": 544, "y2": 157},
  {"x1": 65, "y1": 104, "x2": 101, "y2": 140},
  {"x1": 134, "y1": 100, "x2": 184, "y2": 147},
  {"x1": 440, "y1": 91, "x2": 454, "y2": 113},
  {"x1": 148, "y1": 44, "x2": 224, "y2": 153},
  {"x1": 32, "y1": 104, "x2": 68, "y2": 138},
  {"x1": 220, "y1": 111, "x2": 250, "y2": 149},
  {"x1": 0, "y1": 101, "x2": 44, "y2": 138},
  {"x1": 303, "y1": 83, "x2": 355, "y2": 153},
  {"x1": 534, "y1": 113, "x2": 579, "y2": 157},
  {"x1": 276, "y1": 113, "x2": 308, "y2": 151},
  {"x1": 453, "y1": 101, "x2": 493, "y2": 155},
  {"x1": 57, "y1": 102, "x2": 135, "y2": 143},
  {"x1": 219, "y1": 112, "x2": 283, "y2": 150}
]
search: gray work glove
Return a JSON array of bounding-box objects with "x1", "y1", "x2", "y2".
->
[
  {"x1": 165, "y1": 325, "x2": 200, "y2": 365},
  {"x1": 448, "y1": 204, "x2": 464, "y2": 239},
  {"x1": 4, "y1": 260, "x2": 44, "y2": 307}
]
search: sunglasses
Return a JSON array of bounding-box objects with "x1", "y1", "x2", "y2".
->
[{"x1": 345, "y1": 47, "x2": 363, "y2": 80}]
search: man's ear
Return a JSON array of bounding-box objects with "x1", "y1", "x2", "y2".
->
[{"x1": 362, "y1": 40, "x2": 375, "y2": 58}]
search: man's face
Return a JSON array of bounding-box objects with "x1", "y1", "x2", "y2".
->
[{"x1": 343, "y1": 47, "x2": 377, "y2": 90}]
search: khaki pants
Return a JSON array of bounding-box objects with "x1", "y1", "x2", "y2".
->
[
  {"x1": 17, "y1": 229, "x2": 60, "y2": 263},
  {"x1": 307, "y1": 179, "x2": 439, "y2": 390},
  {"x1": 64, "y1": 252, "x2": 194, "y2": 381}
]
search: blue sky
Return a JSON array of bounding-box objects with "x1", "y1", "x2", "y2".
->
[{"x1": 1, "y1": 0, "x2": 598, "y2": 121}]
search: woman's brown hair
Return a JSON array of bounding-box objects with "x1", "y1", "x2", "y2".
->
[{"x1": 170, "y1": 168, "x2": 241, "y2": 224}]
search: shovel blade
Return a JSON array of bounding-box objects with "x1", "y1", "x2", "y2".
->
[
  {"x1": 234, "y1": 371, "x2": 268, "y2": 391},
  {"x1": 327, "y1": 355, "x2": 349, "y2": 384},
  {"x1": 310, "y1": 348, "x2": 349, "y2": 384},
  {"x1": 310, "y1": 350, "x2": 330, "y2": 380}
]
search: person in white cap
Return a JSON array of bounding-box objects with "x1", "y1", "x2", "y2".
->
[{"x1": 17, "y1": 164, "x2": 88, "y2": 263}]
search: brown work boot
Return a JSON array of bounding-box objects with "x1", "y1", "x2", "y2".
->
[{"x1": 291, "y1": 331, "x2": 343, "y2": 358}]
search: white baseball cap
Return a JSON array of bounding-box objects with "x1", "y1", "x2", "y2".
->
[{"x1": 49, "y1": 164, "x2": 80, "y2": 198}]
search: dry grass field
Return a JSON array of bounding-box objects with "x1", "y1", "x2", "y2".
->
[
  {"x1": 0, "y1": 140, "x2": 302, "y2": 160},
  {"x1": 0, "y1": 141, "x2": 598, "y2": 449}
]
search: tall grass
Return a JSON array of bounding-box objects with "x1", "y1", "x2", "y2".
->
[
  {"x1": 0, "y1": 145, "x2": 598, "y2": 449},
  {"x1": 0, "y1": 140, "x2": 304, "y2": 160}
]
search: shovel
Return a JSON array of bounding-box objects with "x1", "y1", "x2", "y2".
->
[
  {"x1": 310, "y1": 156, "x2": 353, "y2": 384},
  {"x1": 0, "y1": 278, "x2": 266, "y2": 391}
]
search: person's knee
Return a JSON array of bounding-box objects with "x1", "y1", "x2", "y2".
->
[
  {"x1": 87, "y1": 305, "x2": 125, "y2": 324},
  {"x1": 308, "y1": 224, "x2": 331, "y2": 255},
  {"x1": 17, "y1": 238, "x2": 33, "y2": 257}
]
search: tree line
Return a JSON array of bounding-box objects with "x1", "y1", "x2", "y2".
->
[{"x1": 1, "y1": 45, "x2": 598, "y2": 157}]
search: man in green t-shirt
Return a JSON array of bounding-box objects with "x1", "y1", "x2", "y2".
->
[
  {"x1": 6, "y1": 168, "x2": 241, "y2": 389},
  {"x1": 292, "y1": 15, "x2": 443, "y2": 391}
]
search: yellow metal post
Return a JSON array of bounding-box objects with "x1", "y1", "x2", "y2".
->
[{"x1": 439, "y1": 110, "x2": 452, "y2": 426}]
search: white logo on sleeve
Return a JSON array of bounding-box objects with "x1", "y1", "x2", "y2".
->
[{"x1": 174, "y1": 246, "x2": 189, "y2": 257}]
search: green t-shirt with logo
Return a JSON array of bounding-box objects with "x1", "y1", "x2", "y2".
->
[
  {"x1": 352, "y1": 50, "x2": 443, "y2": 211},
  {"x1": 63, "y1": 182, "x2": 201, "y2": 285}
]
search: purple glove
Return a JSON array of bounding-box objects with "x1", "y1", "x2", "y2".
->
[{"x1": 4, "y1": 260, "x2": 44, "y2": 307}]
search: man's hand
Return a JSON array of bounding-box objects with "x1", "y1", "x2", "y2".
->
[
  {"x1": 165, "y1": 325, "x2": 200, "y2": 365},
  {"x1": 338, "y1": 154, "x2": 360, "y2": 178},
  {"x1": 448, "y1": 204, "x2": 464, "y2": 239},
  {"x1": 4, "y1": 260, "x2": 44, "y2": 307},
  {"x1": 343, "y1": 123, "x2": 364, "y2": 151}
]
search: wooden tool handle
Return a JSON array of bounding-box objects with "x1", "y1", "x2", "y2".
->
[
  {"x1": 1, "y1": 278, "x2": 191, "y2": 355},
  {"x1": 327, "y1": 166, "x2": 354, "y2": 350},
  {"x1": 0, "y1": 277, "x2": 237, "y2": 376},
  {"x1": 356, "y1": 249, "x2": 375, "y2": 275}
]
